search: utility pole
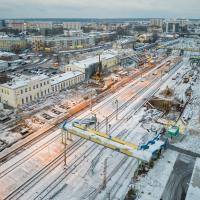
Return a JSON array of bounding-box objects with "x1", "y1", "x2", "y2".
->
[
  {"x1": 108, "y1": 124, "x2": 111, "y2": 135},
  {"x1": 106, "y1": 117, "x2": 108, "y2": 134},
  {"x1": 64, "y1": 130, "x2": 67, "y2": 166},
  {"x1": 103, "y1": 158, "x2": 108, "y2": 189},
  {"x1": 97, "y1": 121, "x2": 100, "y2": 131},
  {"x1": 115, "y1": 99, "x2": 119, "y2": 120},
  {"x1": 90, "y1": 93, "x2": 92, "y2": 111},
  {"x1": 94, "y1": 114, "x2": 97, "y2": 131}
]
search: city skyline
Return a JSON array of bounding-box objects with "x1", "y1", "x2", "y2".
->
[{"x1": 0, "y1": 0, "x2": 199, "y2": 19}]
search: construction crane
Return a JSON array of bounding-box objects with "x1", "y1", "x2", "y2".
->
[{"x1": 92, "y1": 54, "x2": 103, "y2": 81}]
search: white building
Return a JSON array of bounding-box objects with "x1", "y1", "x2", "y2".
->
[
  {"x1": 45, "y1": 36, "x2": 95, "y2": 51},
  {"x1": 64, "y1": 30, "x2": 83, "y2": 37},
  {"x1": 63, "y1": 22, "x2": 81, "y2": 30},
  {"x1": 65, "y1": 53, "x2": 118, "y2": 80},
  {"x1": 0, "y1": 71, "x2": 85, "y2": 108},
  {"x1": 0, "y1": 75, "x2": 51, "y2": 108},
  {"x1": 50, "y1": 71, "x2": 85, "y2": 92},
  {"x1": 113, "y1": 38, "x2": 135, "y2": 49}
]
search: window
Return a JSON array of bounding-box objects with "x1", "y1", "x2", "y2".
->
[
  {"x1": 36, "y1": 84, "x2": 39, "y2": 88},
  {"x1": 33, "y1": 86, "x2": 35, "y2": 89},
  {"x1": 22, "y1": 98, "x2": 24, "y2": 104},
  {"x1": 48, "y1": 88, "x2": 50, "y2": 93},
  {"x1": 37, "y1": 93, "x2": 39, "y2": 98},
  {"x1": 21, "y1": 89, "x2": 23, "y2": 94},
  {"x1": 47, "y1": 81, "x2": 49, "y2": 84},
  {"x1": 40, "y1": 83, "x2": 42, "y2": 87},
  {"x1": 29, "y1": 87, "x2": 31, "y2": 91},
  {"x1": 41, "y1": 91, "x2": 43, "y2": 96},
  {"x1": 30, "y1": 95, "x2": 32, "y2": 101},
  {"x1": 44, "y1": 90, "x2": 46, "y2": 95},
  {"x1": 26, "y1": 97, "x2": 28, "y2": 103},
  {"x1": 25, "y1": 88, "x2": 28, "y2": 92},
  {"x1": 44, "y1": 81, "x2": 46, "y2": 85}
]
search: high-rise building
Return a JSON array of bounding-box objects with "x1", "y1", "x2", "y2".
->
[{"x1": 150, "y1": 18, "x2": 164, "y2": 27}]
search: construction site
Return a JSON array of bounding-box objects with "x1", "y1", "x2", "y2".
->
[{"x1": 0, "y1": 36, "x2": 200, "y2": 200}]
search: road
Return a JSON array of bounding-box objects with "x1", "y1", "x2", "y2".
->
[{"x1": 161, "y1": 153, "x2": 196, "y2": 200}]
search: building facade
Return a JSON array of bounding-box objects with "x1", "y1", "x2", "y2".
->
[
  {"x1": 0, "y1": 37, "x2": 27, "y2": 51},
  {"x1": 45, "y1": 36, "x2": 95, "y2": 52},
  {"x1": 65, "y1": 53, "x2": 118, "y2": 80},
  {"x1": 0, "y1": 71, "x2": 85, "y2": 108},
  {"x1": 51, "y1": 71, "x2": 85, "y2": 92},
  {"x1": 150, "y1": 18, "x2": 164, "y2": 27},
  {"x1": 0, "y1": 75, "x2": 51, "y2": 108},
  {"x1": 63, "y1": 22, "x2": 81, "y2": 30},
  {"x1": 27, "y1": 36, "x2": 45, "y2": 51}
]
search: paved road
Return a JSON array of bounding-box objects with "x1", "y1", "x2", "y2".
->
[
  {"x1": 168, "y1": 144, "x2": 200, "y2": 158},
  {"x1": 161, "y1": 153, "x2": 195, "y2": 200}
]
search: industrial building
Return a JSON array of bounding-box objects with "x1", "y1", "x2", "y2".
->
[{"x1": 64, "y1": 53, "x2": 118, "y2": 80}]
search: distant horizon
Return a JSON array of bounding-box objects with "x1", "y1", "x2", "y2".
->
[
  {"x1": 1, "y1": 17, "x2": 200, "y2": 22},
  {"x1": 0, "y1": 0, "x2": 199, "y2": 19}
]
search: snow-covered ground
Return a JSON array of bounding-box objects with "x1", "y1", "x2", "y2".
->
[
  {"x1": 186, "y1": 158, "x2": 200, "y2": 200},
  {"x1": 0, "y1": 57, "x2": 182, "y2": 200},
  {"x1": 134, "y1": 150, "x2": 178, "y2": 200}
]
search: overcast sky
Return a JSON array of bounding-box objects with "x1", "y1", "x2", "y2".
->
[{"x1": 0, "y1": 0, "x2": 199, "y2": 19}]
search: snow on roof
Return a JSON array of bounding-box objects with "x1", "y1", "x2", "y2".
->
[
  {"x1": 0, "y1": 60, "x2": 7, "y2": 64},
  {"x1": 0, "y1": 74, "x2": 49, "y2": 89},
  {"x1": 0, "y1": 51, "x2": 16, "y2": 57},
  {"x1": 69, "y1": 53, "x2": 116, "y2": 69},
  {"x1": 186, "y1": 158, "x2": 200, "y2": 200},
  {"x1": 50, "y1": 71, "x2": 83, "y2": 85},
  {"x1": 115, "y1": 39, "x2": 134, "y2": 45}
]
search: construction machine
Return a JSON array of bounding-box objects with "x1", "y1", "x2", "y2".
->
[{"x1": 92, "y1": 54, "x2": 103, "y2": 81}]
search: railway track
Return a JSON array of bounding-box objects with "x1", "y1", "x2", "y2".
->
[
  {"x1": 0, "y1": 62, "x2": 164, "y2": 168},
  {"x1": 0, "y1": 64, "x2": 154, "y2": 164},
  {"x1": 30, "y1": 70, "x2": 173, "y2": 200},
  {"x1": 2, "y1": 59, "x2": 182, "y2": 200},
  {"x1": 0, "y1": 132, "x2": 61, "y2": 179},
  {"x1": 3, "y1": 71, "x2": 158, "y2": 200}
]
